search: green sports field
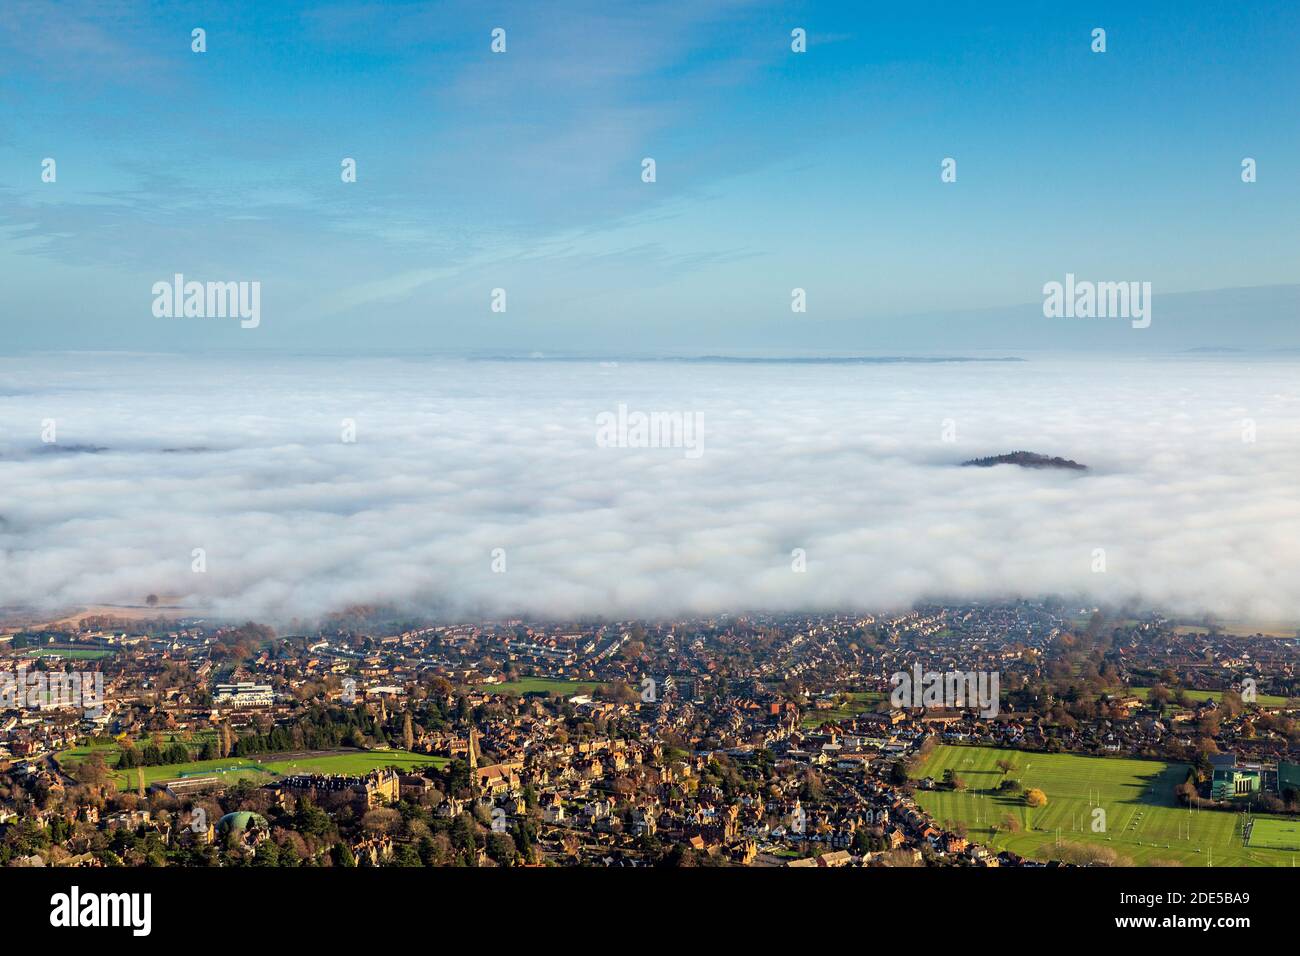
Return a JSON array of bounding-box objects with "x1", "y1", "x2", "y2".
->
[
  {"x1": 1246, "y1": 817, "x2": 1300, "y2": 852},
  {"x1": 913, "y1": 745, "x2": 1300, "y2": 867},
  {"x1": 58, "y1": 748, "x2": 275, "y2": 790},
  {"x1": 57, "y1": 745, "x2": 444, "y2": 791},
  {"x1": 802, "y1": 692, "x2": 887, "y2": 727},
  {"x1": 489, "y1": 678, "x2": 602, "y2": 696},
  {"x1": 1127, "y1": 687, "x2": 1293, "y2": 709},
  {"x1": 262, "y1": 750, "x2": 447, "y2": 775},
  {"x1": 22, "y1": 647, "x2": 112, "y2": 660}
]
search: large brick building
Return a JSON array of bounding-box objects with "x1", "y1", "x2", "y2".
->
[{"x1": 279, "y1": 769, "x2": 400, "y2": 808}]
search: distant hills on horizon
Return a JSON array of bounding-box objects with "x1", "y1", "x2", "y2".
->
[{"x1": 962, "y1": 451, "x2": 1089, "y2": 471}]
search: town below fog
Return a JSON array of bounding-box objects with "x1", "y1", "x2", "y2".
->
[{"x1": 3, "y1": 602, "x2": 1298, "y2": 867}]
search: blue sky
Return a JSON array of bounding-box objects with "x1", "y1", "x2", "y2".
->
[{"x1": 1, "y1": 0, "x2": 1297, "y2": 352}]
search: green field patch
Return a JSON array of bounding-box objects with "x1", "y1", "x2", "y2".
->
[
  {"x1": 1246, "y1": 817, "x2": 1300, "y2": 852},
  {"x1": 489, "y1": 678, "x2": 602, "y2": 697},
  {"x1": 802, "y1": 691, "x2": 886, "y2": 727},
  {"x1": 1126, "y1": 686, "x2": 1293, "y2": 709},
  {"x1": 912, "y1": 745, "x2": 1297, "y2": 867},
  {"x1": 58, "y1": 745, "x2": 445, "y2": 791},
  {"x1": 1171, "y1": 621, "x2": 1299, "y2": 638},
  {"x1": 58, "y1": 750, "x2": 274, "y2": 791},
  {"x1": 22, "y1": 647, "x2": 112, "y2": 660},
  {"x1": 131, "y1": 760, "x2": 273, "y2": 790},
  {"x1": 55, "y1": 742, "x2": 120, "y2": 768},
  {"x1": 261, "y1": 750, "x2": 447, "y2": 775}
]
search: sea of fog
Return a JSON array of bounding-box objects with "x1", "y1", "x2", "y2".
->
[{"x1": 2, "y1": 351, "x2": 1299, "y2": 624}]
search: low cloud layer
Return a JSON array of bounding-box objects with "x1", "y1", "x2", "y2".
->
[{"x1": 3, "y1": 352, "x2": 1299, "y2": 626}]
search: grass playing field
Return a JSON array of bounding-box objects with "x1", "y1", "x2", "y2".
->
[
  {"x1": 22, "y1": 647, "x2": 112, "y2": 660},
  {"x1": 913, "y1": 745, "x2": 1300, "y2": 867},
  {"x1": 57, "y1": 748, "x2": 275, "y2": 790},
  {"x1": 802, "y1": 692, "x2": 887, "y2": 727},
  {"x1": 57, "y1": 745, "x2": 445, "y2": 791},
  {"x1": 489, "y1": 678, "x2": 602, "y2": 696},
  {"x1": 1126, "y1": 686, "x2": 1293, "y2": 709},
  {"x1": 1246, "y1": 817, "x2": 1300, "y2": 852},
  {"x1": 262, "y1": 751, "x2": 447, "y2": 775}
]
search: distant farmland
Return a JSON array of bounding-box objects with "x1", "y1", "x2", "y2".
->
[
  {"x1": 1171, "y1": 621, "x2": 1299, "y2": 638},
  {"x1": 913, "y1": 745, "x2": 1300, "y2": 867},
  {"x1": 1070, "y1": 617, "x2": 1299, "y2": 639}
]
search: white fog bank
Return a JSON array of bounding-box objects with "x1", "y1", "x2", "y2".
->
[{"x1": 2, "y1": 352, "x2": 1298, "y2": 625}]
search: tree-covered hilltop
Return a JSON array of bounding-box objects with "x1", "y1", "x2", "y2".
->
[{"x1": 961, "y1": 451, "x2": 1087, "y2": 470}]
